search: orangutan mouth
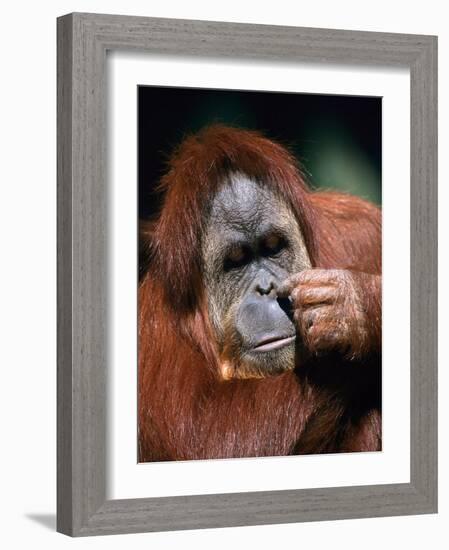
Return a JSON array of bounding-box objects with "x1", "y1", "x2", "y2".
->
[{"x1": 252, "y1": 335, "x2": 296, "y2": 352}]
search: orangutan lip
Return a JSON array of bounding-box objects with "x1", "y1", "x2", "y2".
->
[{"x1": 252, "y1": 335, "x2": 296, "y2": 352}]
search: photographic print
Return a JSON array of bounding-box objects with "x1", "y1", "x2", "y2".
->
[
  {"x1": 138, "y1": 86, "x2": 382, "y2": 462},
  {"x1": 57, "y1": 15, "x2": 437, "y2": 535}
]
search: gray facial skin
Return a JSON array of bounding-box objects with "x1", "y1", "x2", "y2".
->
[{"x1": 202, "y1": 174, "x2": 311, "y2": 379}]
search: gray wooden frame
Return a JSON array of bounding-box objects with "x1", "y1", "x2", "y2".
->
[{"x1": 57, "y1": 12, "x2": 438, "y2": 537}]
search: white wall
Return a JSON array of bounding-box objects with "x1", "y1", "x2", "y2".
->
[{"x1": 0, "y1": 1, "x2": 445, "y2": 548}]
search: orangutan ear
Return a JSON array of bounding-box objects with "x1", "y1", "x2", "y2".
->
[{"x1": 139, "y1": 219, "x2": 156, "y2": 280}]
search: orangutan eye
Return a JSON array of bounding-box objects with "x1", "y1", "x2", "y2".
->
[
  {"x1": 228, "y1": 246, "x2": 245, "y2": 262},
  {"x1": 261, "y1": 233, "x2": 286, "y2": 256},
  {"x1": 224, "y1": 245, "x2": 251, "y2": 270}
]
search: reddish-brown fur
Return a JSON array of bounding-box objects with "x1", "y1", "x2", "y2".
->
[{"x1": 138, "y1": 125, "x2": 381, "y2": 461}]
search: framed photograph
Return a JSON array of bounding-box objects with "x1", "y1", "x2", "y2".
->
[{"x1": 57, "y1": 13, "x2": 437, "y2": 536}]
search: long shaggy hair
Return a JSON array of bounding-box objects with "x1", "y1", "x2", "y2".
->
[{"x1": 138, "y1": 125, "x2": 381, "y2": 462}]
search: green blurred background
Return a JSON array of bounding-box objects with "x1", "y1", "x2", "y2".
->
[{"x1": 138, "y1": 86, "x2": 381, "y2": 220}]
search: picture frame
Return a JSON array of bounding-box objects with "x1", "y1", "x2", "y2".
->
[{"x1": 57, "y1": 12, "x2": 438, "y2": 537}]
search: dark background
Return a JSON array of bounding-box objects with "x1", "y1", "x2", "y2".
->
[{"x1": 138, "y1": 86, "x2": 382, "y2": 220}]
